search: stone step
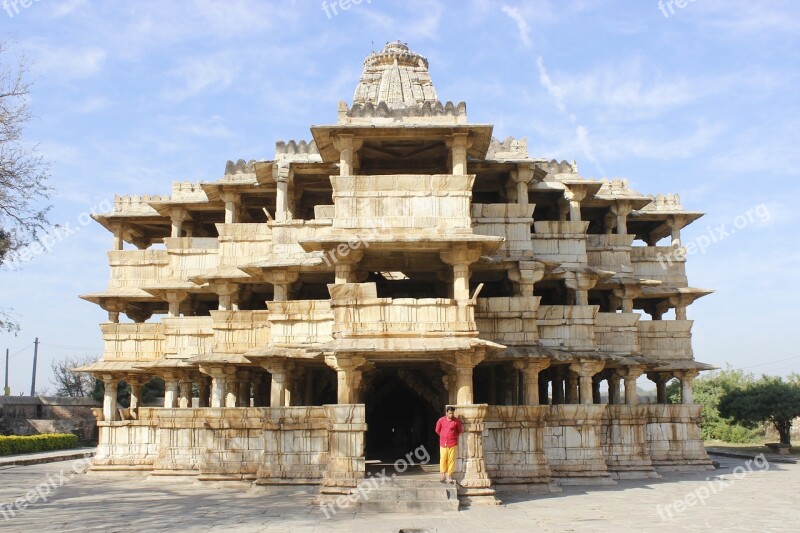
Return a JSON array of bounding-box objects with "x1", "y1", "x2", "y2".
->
[{"x1": 354, "y1": 479, "x2": 460, "y2": 513}]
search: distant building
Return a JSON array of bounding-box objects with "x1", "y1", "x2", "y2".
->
[{"x1": 78, "y1": 42, "x2": 714, "y2": 504}]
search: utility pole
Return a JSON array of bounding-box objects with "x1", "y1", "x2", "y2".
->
[
  {"x1": 4, "y1": 348, "x2": 9, "y2": 396},
  {"x1": 30, "y1": 337, "x2": 39, "y2": 397}
]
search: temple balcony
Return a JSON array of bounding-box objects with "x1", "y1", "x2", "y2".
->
[
  {"x1": 475, "y1": 296, "x2": 540, "y2": 345},
  {"x1": 631, "y1": 246, "x2": 688, "y2": 287},
  {"x1": 586, "y1": 234, "x2": 635, "y2": 276},
  {"x1": 595, "y1": 312, "x2": 641, "y2": 355},
  {"x1": 332, "y1": 297, "x2": 477, "y2": 338},
  {"x1": 638, "y1": 320, "x2": 694, "y2": 361},
  {"x1": 241, "y1": 220, "x2": 332, "y2": 275},
  {"x1": 101, "y1": 322, "x2": 165, "y2": 361},
  {"x1": 266, "y1": 300, "x2": 334, "y2": 345},
  {"x1": 162, "y1": 316, "x2": 214, "y2": 359},
  {"x1": 215, "y1": 223, "x2": 272, "y2": 268},
  {"x1": 471, "y1": 204, "x2": 535, "y2": 259},
  {"x1": 531, "y1": 221, "x2": 589, "y2": 267},
  {"x1": 107, "y1": 250, "x2": 170, "y2": 292},
  {"x1": 329, "y1": 174, "x2": 474, "y2": 233},
  {"x1": 537, "y1": 305, "x2": 598, "y2": 351},
  {"x1": 210, "y1": 310, "x2": 271, "y2": 353},
  {"x1": 163, "y1": 237, "x2": 219, "y2": 281}
]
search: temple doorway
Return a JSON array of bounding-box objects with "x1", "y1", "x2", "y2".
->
[{"x1": 364, "y1": 365, "x2": 446, "y2": 465}]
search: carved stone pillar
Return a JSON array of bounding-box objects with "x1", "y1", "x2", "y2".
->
[
  {"x1": 448, "y1": 351, "x2": 485, "y2": 405},
  {"x1": 178, "y1": 378, "x2": 192, "y2": 409},
  {"x1": 127, "y1": 375, "x2": 145, "y2": 418},
  {"x1": 165, "y1": 290, "x2": 187, "y2": 318},
  {"x1": 648, "y1": 372, "x2": 673, "y2": 405},
  {"x1": 455, "y1": 404, "x2": 496, "y2": 502},
  {"x1": 101, "y1": 376, "x2": 118, "y2": 421},
  {"x1": 613, "y1": 285, "x2": 640, "y2": 315},
  {"x1": 333, "y1": 134, "x2": 363, "y2": 176},
  {"x1": 512, "y1": 164, "x2": 534, "y2": 207},
  {"x1": 440, "y1": 244, "x2": 482, "y2": 301},
  {"x1": 508, "y1": 260, "x2": 545, "y2": 297},
  {"x1": 267, "y1": 270, "x2": 299, "y2": 302},
  {"x1": 170, "y1": 207, "x2": 187, "y2": 238},
  {"x1": 564, "y1": 188, "x2": 588, "y2": 222},
  {"x1": 199, "y1": 365, "x2": 236, "y2": 408},
  {"x1": 514, "y1": 359, "x2": 550, "y2": 406},
  {"x1": 564, "y1": 272, "x2": 598, "y2": 307},
  {"x1": 445, "y1": 133, "x2": 471, "y2": 175},
  {"x1": 608, "y1": 373, "x2": 621, "y2": 405},
  {"x1": 610, "y1": 202, "x2": 632, "y2": 236},
  {"x1": 678, "y1": 370, "x2": 700, "y2": 405},
  {"x1": 565, "y1": 372, "x2": 578, "y2": 404},
  {"x1": 331, "y1": 249, "x2": 364, "y2": 284},
  {"x1": 570, "y1": 361, "x2": 606, "y2": 405},
  {"x1": 325, "y1": 355, "x2": 366, "y2": 404},
  {"x1": 619, "y1": 366, "x2": 645, "y2": 405},
  {"x1": 221, "y1": 191, "x2": 240, "y2": 224},
  {"x1": 216, "y1": 283, "x2": 239, "y2": 312}
]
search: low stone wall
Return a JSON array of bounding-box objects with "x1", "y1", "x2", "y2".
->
[
  {"x1": 601, "y1": 405, "x2": 659, "y2": 479},
  {"x1": 90, "y1": 405, "x2": 365, "y2": 488},
  {"x1": 256, "y1": 406, "x2": 329, "y2": 485},
  {"x1": 93, "y1": 411, "x2": 159, "y2": 470},
  {"x1": 645, "y1": 404, "x2": 714, "y2": 472},
  {"x1": 544, "y1": 404, "x2": 615, "y2": 486},
  {"x1": 484, "y1": 405, "x2": 557, "y2": 493},
  {"x1": 0, "y1": 396, "x2": 100, "y2": 442},
  {"x1": 88, "y1": 403, "x2": 712, "y2": 486}
]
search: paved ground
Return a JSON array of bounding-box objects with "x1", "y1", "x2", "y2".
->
[
  {"x1": 0, "y1": 448, "x2": 96, "y2": 467},
  {"x1": 0, "y1": 454, "x2": 798, "y2": 532}
]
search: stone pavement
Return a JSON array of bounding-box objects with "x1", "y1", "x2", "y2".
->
[
  {"x1": 0, "y1": 447, "x2": 96, "y2": 467},
  {"x1": 0, "y1": 454, "x2": 798, "y2": 532}
]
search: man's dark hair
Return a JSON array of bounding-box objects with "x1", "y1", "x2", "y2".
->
[{"x1": 446, "y1": 406, "x2": 455, "y2": 413}]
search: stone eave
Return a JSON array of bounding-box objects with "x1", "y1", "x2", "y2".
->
[
  {"x1": 298, "y1": 233, "x2": 504, "y2": 256},
  {"x1": 638, "y1": 286, "x2": 714, "y2": 301},
  {"x1": 310, "y1": 124, "x2": 494, "y2": 163}
]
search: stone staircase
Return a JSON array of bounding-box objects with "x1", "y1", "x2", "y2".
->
[{"x1": 355, "y1": 475, "x2": 459, "y2": 513}]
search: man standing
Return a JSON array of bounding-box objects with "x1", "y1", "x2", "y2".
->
[{"x1": 435, "y1": 406, "x2": 463, "y2": 484}]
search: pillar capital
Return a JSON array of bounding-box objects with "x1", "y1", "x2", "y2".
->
[
  {"x1": 509, "y1": 261, "x2": 545, "y2": 296},
  {"x1": 444, "y1": 132, "x2": 472, "y2": 150},
  {"x1": 513, "y1": 358, "x2": 551, "y2": 374},
  {"x1": 325, "y1": 355, "x2": 368, "y2": 404},
  {"x1": 332, "y1": 133, "x2": 364, "y2": 152},
  {"x1": 564, "y1": 271, "x2": 598, "y2": 292},
  {"x1": 609, "y1": 201, "x2": 633, "y2": 217},
  {"x1": 511, "y1": 164, "x2": 535, "y2": 185},
  {"x1": 439, "y1": 244, "x2": 482, "y2": 267}
]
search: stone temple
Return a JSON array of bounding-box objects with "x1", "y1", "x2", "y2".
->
[{"x1": 78, "y1": 41, "x2": 715, "y2": 508}]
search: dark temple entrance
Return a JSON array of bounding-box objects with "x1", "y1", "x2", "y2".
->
[{"x1": 364, "y1": 365, "x2": 446, "y2": 464}]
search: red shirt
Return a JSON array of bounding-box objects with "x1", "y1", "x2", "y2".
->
[{"x1": 435, "y1": 415, "x2": 463, "y2": 448}]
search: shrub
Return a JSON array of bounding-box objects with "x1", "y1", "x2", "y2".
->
[{"x1": 0, "y1": 433, "x2": 79, "y2": 456}]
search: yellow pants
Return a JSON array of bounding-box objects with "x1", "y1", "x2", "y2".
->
[{"x1": 440, "y1": 446, "x2": 457, "y2": 475}]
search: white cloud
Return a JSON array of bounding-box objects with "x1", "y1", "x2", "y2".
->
[
  {"x1": 501, "y1": 5, "x2": 532, "y2": 48},
  {"x1": 161, "y1": 54, "x2": 239, "y2": 102},
  {"x1": 23, "y1": 41, "x2": 106, "y2": 80}
]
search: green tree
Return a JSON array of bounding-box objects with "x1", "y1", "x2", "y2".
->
[
  {"x1": 719, "y1": 376, "x2": 800, "y2": 445},
  {"x1": 667, "y1": 368, "x2": 762, "y2": 443}
]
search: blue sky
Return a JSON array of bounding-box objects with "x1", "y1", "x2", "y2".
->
[{"x1": 0, "y1": 0, "x2": 797, "y2": 394}]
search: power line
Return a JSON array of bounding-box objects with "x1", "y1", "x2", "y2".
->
[
  {"x1": 8, "y1": 343, "x2": 33, "y2": 358},
  {"x1": 739, "y1": 355, "x2": 800, "y2": 370}
]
